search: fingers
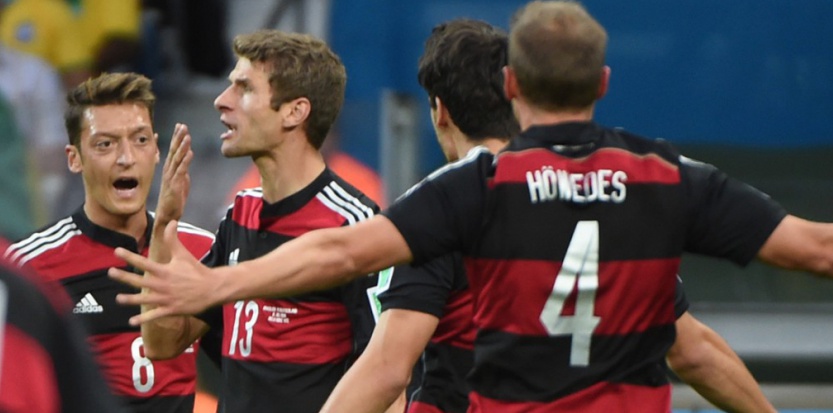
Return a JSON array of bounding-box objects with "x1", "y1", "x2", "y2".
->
[
  {"x1": 108, "y1": 266, "x2": 150, "y2": 289},
  {"x1": 169, "y1": 123, "x2": 189, "y2": 153},
  {"x1": 128, "y1": 306, "x2": 173, "y2": 326},
  {"x1": 165, "y1": 124, "x2": 192, "y2": 174},
  {"x1": 128, "y1": 307, "x2": 176, "y2": 327},
  {"x1": 164, "y1": 220, "x2": 183, "y2": 251},
  {"x1": 114, "y1": 247, "x2": 163, "y2": 274}
]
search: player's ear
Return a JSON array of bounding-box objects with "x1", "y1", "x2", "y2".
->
[
  {"x1": 434, "y1": 97, "x2": 450, "y2": 127},
  {"x1": 503, "y1": 66, "x2": 519, "y2": 101},
  {"x1": 597, "y1": 66, "x2": 611, "y2": 100},
  {"x1": 283, "y1": 97, "x2": 311, "y2": 128},
  {"x1": 154, "y1": 133, "x2": 160, "y2": 164},
  {"x1": 66, "y1": 144, "x2": 83, "y2": 174}
]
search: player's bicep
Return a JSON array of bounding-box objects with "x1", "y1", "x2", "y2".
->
[
  {"x1": 344, "y1": 216, "x2": 413, "y2": 273},
  {"x1": 370, "y1": 309, "x2": 440, "y2": 373},
  {"x1": 757, "y1": 215, "x2": 833, "y2": 273}
]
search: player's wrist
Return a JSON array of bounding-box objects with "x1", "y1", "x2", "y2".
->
[{"x1": 211, "y1": 265, "x2": 239, "y2": 307}]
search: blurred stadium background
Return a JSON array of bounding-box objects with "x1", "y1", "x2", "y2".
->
[{"x1": 5, "y1": 0, "x2": 832, "y2": 410}]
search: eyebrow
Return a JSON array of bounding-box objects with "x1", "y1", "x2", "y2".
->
[
  {"x1": 91, "y1": 124, "x2": 152, "y2": 139},
  {"x1": 233, "y1": 77, "x2": 251, "y2": 88}
]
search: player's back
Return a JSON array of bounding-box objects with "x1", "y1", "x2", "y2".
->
[{"x1": 465, "y1": 122, "x2": 684, "y2": 412}]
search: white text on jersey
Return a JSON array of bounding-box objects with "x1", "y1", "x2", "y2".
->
[{"x1": 526, "y1": 167, "x2": 627, "y2": 204}]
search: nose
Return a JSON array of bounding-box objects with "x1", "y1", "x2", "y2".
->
[
  {"x1": 214, "y1": 86, "x2": 232, "y2": 112},
  {"x1": 116, "y1": 141, "x2": 136, "y2": 167}
]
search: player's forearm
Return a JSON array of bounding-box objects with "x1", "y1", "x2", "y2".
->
[
  {"x1": 668, "y1": 323, "x2": 775, "y2": 413},
  {"x1": 142, "y1": 216, "x2": 199, "y2": 359},
  {"x1": 217, "y1": 218, "x2": 411, "y2": 304},
  {"x1": 218, "y1": 228, "x2": 362, "y2": 303},
  {"x1": 758, "y1": 215, "x2": 833, "y2": 277},
  {"x1": 141, "y1": 316, "x2": 201, "y2": 360},
  {"x1": 319, "y1": 349, "x2": 411, "y2": 413}
]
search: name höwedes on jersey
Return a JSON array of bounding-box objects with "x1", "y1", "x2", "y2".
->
[{"x1": 526, "y1": 167, "x2": 627, "y2": 204}]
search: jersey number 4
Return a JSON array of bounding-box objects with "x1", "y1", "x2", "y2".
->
[{"x1": 539, "y1": 220, "x2": 601, "y2": 367}]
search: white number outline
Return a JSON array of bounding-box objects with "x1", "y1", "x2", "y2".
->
[
  {"x1": 539, "y1": 220, "x2": 601, "y2": 366},
  {"x1": 130, "y1": 337, "x2": 155, "y2": 393},
  {"x1": 229, "y1": 300, "x2": 258, "y2": 357}
]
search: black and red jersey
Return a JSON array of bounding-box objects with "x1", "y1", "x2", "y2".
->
[
  {"x1": 0, "y1": 257, "x2": 127, "y2": 413},
  {"x1": 383, "y1": 122, "x2": 786, "y2": 412},
  {"x1": 379, "y1": 245, "x2": 689, "y2": 413},
  {"x1": 4, "y1": 209, "x2": 214, "y2": 413},
  {"x1": 200, "y1": 168, "x2": 379, "y2": 413},
  {"x1": 379, "y1": 253, "x2": 474, "y2": 413}
]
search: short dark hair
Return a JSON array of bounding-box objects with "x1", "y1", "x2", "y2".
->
[
  {"x1": 509, "y1": 1, "x2": 607, "y2": 110},
  {"x1": 233, "y1": 30, "x2": 346, "y2": 149},
  {"x1": 65, "y1": 72, "x2": 155, "y2": 147},
  {"x1": 417, "y1": 19, "x2": 519, "y2": 141}
]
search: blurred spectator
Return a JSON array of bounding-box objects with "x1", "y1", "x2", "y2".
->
[
  {"x1": 0, "y1": 0, "x2": 91, "y2": 89},
  {"x1": 72, "y1": 0, "x2": 142, "y2": 74},
  {"x1": 0, "y1": 91, "x2": 33, "y2": 240},
  {"x1": 0, "y1": 45, "x2": 70, "y2": 230},
  {"x1": 178, "y1": 0, "x2": 230, "y2": 77}
]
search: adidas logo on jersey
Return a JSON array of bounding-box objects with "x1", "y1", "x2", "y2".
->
[{"x1": 73, "y1": 293, "x2": 104, "y2": 314}]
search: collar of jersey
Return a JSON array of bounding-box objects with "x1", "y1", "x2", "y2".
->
[
  {"x1": 260, "y1": 168, "x2": 334, "y2": 219},
  {"x1": 71, "y1": 206, "x2": 152, "y2": 252},
  {"x1": 517, "y1": 121, "x2": 602, "y2": 148}
]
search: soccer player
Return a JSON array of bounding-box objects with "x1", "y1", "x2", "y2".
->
[
  {"x1": 137, "y1": 30, "x2": 379, "y2": 413},
  {"x1": 0, "y1": 249, "x2": 127, "y2": 413},
  {"x1": 4, "y1": 72, "x2": 215, "y2": 413},
  {"x1": 111, "y1": 2, "x2": 833, "y2": 411},
  {"x1": 321, "y1": 19, "x2": 775, "y2": 413}
]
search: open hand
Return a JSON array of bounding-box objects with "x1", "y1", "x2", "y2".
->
[
  {"x1": 155, "y1": 123, "x2": 193, "y2": 224},
  {"x1": 109, "y1": 220, "x2": 224, "y2": 325}
]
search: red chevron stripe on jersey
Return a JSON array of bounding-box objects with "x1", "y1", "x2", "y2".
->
[
  {"x1": 468, "y1": 381, "x2": 671, "y2": 413},
  {"x1": 90, "y1": 332, "x2": 197, "y2": 397},
  {"x1": 409, "y1": 401, "x2": 446, "y2": 413},
  {"x1": 430, "y1": 288, "x2": 476, "y2": 350},
  {"x1": 496, "y1": 147, "x2": 680, "y2": 185},
  {"x1": 464, "y1": 258, "x2": 679, "y2": 336},
  {"x1": 221, "y1": 298, "x2": 353, "y2": 364}
]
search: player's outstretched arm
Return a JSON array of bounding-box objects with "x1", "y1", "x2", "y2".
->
[
  {"x1": 757, "y1": 215, "x2": 833, "y2": 276},
  {"x1": 109, "y1": 216, "x2": 413, "y2": 325},
  {"x1": 141, "y1": 124, "x2": 208, "y2": 358},
  {"x1": 320, "y1": 308, "x2": 439, "y2": 413},
  {"x1": 667, "y1": 312, "x2": 776, "y2": 413}
]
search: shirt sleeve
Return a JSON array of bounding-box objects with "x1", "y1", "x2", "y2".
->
[
  {"x1": 680, "y1": 156, "x2": 788, "y2": 266},
  {"x1": 195, "y1": 216, "x2": 226, "y2": 355},
  {"x1": 340, "y1": 273, "x2": 378, "y2": 356},
  {"x1": 382, "y1": 150, "x2": 492, "y2": 266},
  {"x1": 378, "y1": 254, "x2": 458, "y2": 318},
  {"x1": 673, "y1": 275, "x2": 690, "y2": 318},
  {"x1": 200, "y1": 214, "x2": 229, "y2": 269}
]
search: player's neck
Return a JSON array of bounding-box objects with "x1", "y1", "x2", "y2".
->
[
  {"x1": 459, "y1": 136, "x2": 508, "y2": 158},
  {"x1": 82, "y1": 202, "x2": 149, "y2": 248},
  {"x1": 515, "y1": 99, "x2": 595, "y2": 131},
  {"x1": 253, "y1": 140, "x2": 326, "y2": 204}
]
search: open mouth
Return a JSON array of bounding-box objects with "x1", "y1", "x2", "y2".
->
[
  {"x1": 220, "y1": 120, "x2": 236, "y2": 140},
  {"x1": 113, "y1": 178, "x2": 139, "y2": 191}
]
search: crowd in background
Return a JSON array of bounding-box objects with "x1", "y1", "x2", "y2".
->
[{"x1": 0, "y1": 0, "x2": 382, "y2": 240}]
